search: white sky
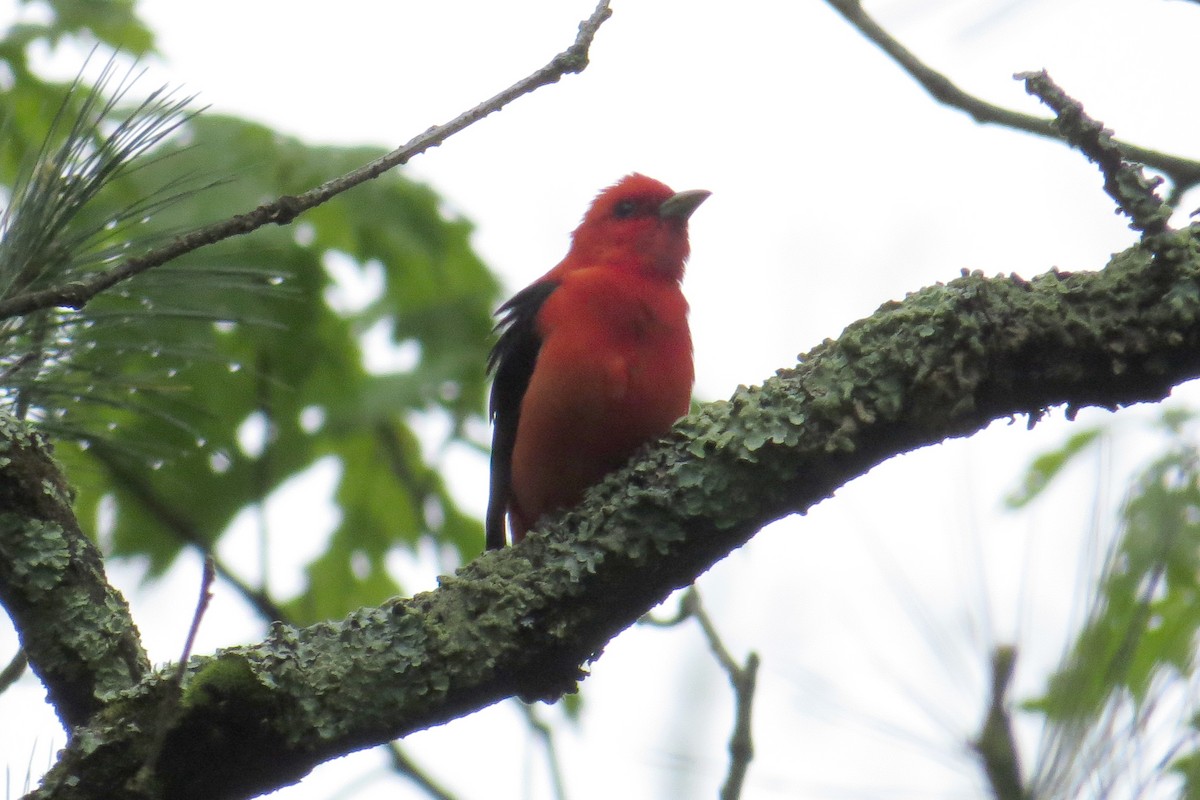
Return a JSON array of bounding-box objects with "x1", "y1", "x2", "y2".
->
[{"x1": 4, "y1": 0, "x2": 1200, "y2": 798}]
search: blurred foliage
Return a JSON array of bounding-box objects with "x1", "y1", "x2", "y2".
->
[
  {"x1": 0, "y1": 1, "x2": 154, "y2": 179},
  {"x1": 1009, "y1": 409, "x2": 1200, "y2": 798},
  {"x1": 1004, "y1": 426, "x2": 1103, "y2": 509},
  {"x1": 0, "y1": 4, "x2": 500, "y2": 624},
  {"x1": 1038, "y1": 446, "x2": 1200, "y2": 718}
]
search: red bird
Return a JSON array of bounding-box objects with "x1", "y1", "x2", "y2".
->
[{"x1": 486, "y1": 174, "x2": 709, "y2": 549}]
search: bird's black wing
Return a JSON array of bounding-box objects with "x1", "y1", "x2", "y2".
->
[{"x1": 486, "y1": 280, "x2": 560, "y2": 549}]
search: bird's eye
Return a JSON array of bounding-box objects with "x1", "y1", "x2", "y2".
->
[{"x1": 612, "y1": 199, "x2": 638, "y2": 219}]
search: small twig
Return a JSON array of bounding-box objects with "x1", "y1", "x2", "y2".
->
[
  {"x1": 822, "y1": 0, "x2": 1200, "y2": 204},
  {"x1": 638, "y1": 592, "x2": 692, "y2": 627},
  {"x1": 724, "y1": 652, "x2": 760, "y2": 800},
  {"x1": 519, "y1": 702, "x2": 569, "y2": 800},
  {"x1": 385, "y1": 742, "x2": 460, "y2": 800},
  {"x1": 641, "y1": 589, "x2": 760, "y2": 797},
  {"x1": 686, "y1": 590, "x2": 738, "y2": 676},
  {"x1": 0, "y1": 648, "x2": 28, "y2": 694},
  {"x1": 0, "y1": 0, "x2": 613, "y2": 323},
  {"x1": 134, "y1": 557, "x2": 217, "y2": 790},
  {"x1": 1017, "y1": 71, "x2": 1172, "y2": 236},
  {"x1": 684, "y1": 589, "x2": 759, "y2": 800},
  {"x1": 175, "y1": 555, "x2": 216, "y2": 684},
  {"x1": 973, "y1": 645, "x2": 1026, "y2": 800},
  {"x1": 252, "y1": 354, "x2": 277, "y2": 597}
]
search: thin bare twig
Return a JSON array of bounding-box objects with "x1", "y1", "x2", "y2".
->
[
  {"x1": 0, "y1": 0, "x2": 613, "y2": 323},
  {"x1": 724, "y1": 653, "x2": 760, "y2": 800},
  {"x1": 0, "y1": 352, "x2": 37, "y2": 383},
  {"x1": 684, "y1": 589, "x2": 759, "y2": 800},
  {"x1": 973, "y1": 645, "x2": 1026, "y2": 800},
  {"x1": 822, "y1": 0, "x2": 1200, "y2": 205},
  {"x1": 176, "y1": 555, "x2": 217, "y2": 682},
  {"x1": 1017, "y1": 71, "x2": 1171, "y2": 236},
  {"x1": 639, "y1": 595, "x2": 691, "y2": 627},
  {"x1": 134, "y1": 556, "x2": 217, "y2": 791},
  {"x1": 644, "y1": 589, "x2": 759, "y2": 799},
  {"x1": 386, "y1": 742, "x2": 460, "y2": 800}
]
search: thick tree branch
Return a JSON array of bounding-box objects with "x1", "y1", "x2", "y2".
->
[
  {"x1": 0, "y1": 0, "x2": 613, "y2": 322},
  {"x1": 22, "y1": 222, "x2": 1200, "y2": 800},
  {"x1": 0, "y1": 418, "x2": 149, "y2": 728},
  {"x1": 822, "y1": 0, "x2": 1200, "y2": 203}
]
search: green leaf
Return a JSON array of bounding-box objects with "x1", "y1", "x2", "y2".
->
[{"x1": 1004, "y1": 425, "x2": 1104, "y2": 508}]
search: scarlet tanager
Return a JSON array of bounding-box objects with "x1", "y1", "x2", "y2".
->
[{"x1": 486, "y1": 174, "x2": 709, "y2": 549}]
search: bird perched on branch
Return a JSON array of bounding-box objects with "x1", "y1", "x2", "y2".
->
[{"x1": 486, "y1": 174, "x2": 709, "y2": 549}]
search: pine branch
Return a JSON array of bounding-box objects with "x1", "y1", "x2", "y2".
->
[{"x1": 0, "y1": 0, "x2": 613, "y2": 322}]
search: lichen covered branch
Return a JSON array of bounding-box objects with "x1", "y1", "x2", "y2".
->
[
  {"x1": 24, "y1": 222, "x2": 1200, "y2": 800},
  {"x1": 1017, "y1": 70, "x2": 1172, "y2": 236},
  {"x1": 0, "y1": 416, "x2": 148, "y2": 729}
]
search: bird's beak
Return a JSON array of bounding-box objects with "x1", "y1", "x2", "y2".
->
[{"x1": 659, "y1": 189, "x2": 711, "y2": 221}]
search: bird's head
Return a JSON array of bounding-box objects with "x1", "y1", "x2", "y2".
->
[{"x1": 567, "y1": 173, "x2": 710, "y2": 281}]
